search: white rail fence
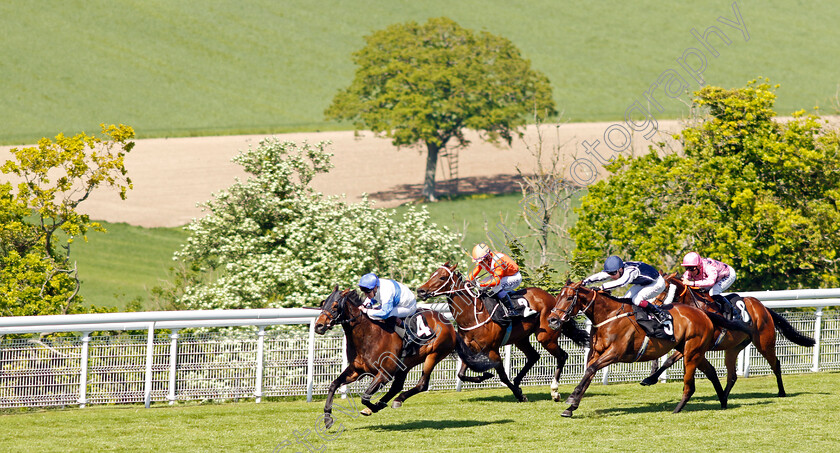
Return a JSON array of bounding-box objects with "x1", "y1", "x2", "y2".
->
[{"x1": 0, "y1": 292, "x2": 838, "y2": 409}]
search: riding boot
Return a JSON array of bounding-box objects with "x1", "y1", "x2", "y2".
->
[
  {"x1": 644, "y1": 303, "x2": 669, "y2": 324},
  {"x1": 712, "y1": 294, "x2": 733, "y2": 319},
  {"x1": 498, "y1": 291, "x2": 519, "y2": 318},
  {"x1": 392, "y1": 317, "x2": 417, "y2": 358}
]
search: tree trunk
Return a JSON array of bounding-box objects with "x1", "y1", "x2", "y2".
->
[{"x1": 423, "y1": 142, "x2": 440, "y2": 201}]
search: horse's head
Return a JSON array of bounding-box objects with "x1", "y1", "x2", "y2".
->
[
  {"x1": 548, "y1": 280, "x2": 593, "y2": 330},
  {"x1": 315, "y1": 286, "x2": 362, "y2": 334},
  {"x1": 416, "y1": 261, "x2": 462, "y2": 300}
]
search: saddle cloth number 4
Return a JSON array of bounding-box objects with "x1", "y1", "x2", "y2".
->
[{"x1": 413, "y1": 316, "x2": 433, "y2": 338}]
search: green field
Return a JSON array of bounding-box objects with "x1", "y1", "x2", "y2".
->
[
  {"x1": 68, "y1": 222, "x2": 189, "y2": 308},
  {"x1": 2, "y1": 1, "x2": 839, "y2": 144},
  {"x1": 1, "y1": 372, "x2": 837, "y2": 452},
  {"x1": 73, "y1": 193, "x2": 578, "y2": 308}
]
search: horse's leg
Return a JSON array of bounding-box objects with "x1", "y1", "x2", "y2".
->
[
  {"x1": 456, "y1": 360, "x2": 495, "y2": 383},
  {"x1": 563, "y1": 349, "x2": 616, "y2": 417},
  {"x1": 752, "y1": 313, "x2": 786, "y2": 397},
  {"x1": 359, "y1": 371, "x2": 392, "y2": 416},
  {"x1": 696, "y1": 356, "x2": 727, "y2": 409},
  {"x1": 538, "y1": 331, "x2": 568, "y2": 402},
  {"x1": 511, "y1": 338, "x2": 540, "y2": 388},
  {"x1": 393, "y1": 353, "x2": 443, "y2": 408},
  {"x1": 486, "y1": 349, "x2": 527, "y2": 402},
  {"x1": 373, "y1": 369, "x2": 408, "y2": 407},
  {"x1": 323, "y1": 367, "x2": 360, "y2": 429},
  {"x1": 722, "y1": 347, "x2": 741, "y2": 398},
  {"x1": 640, "y1": 351, "x2": 684, "y2": 386},
  {"x1": 674, "y1": 341, "x2": 706, "y2": 413}
]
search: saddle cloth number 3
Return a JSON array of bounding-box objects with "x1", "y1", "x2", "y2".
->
[{"x1": 663, "y1": 320, "x2": 674, "y2": 336}]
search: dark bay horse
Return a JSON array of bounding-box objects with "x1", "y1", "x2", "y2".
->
[
  {"x1": 415, "y1": 262, "x2": 589, "y2": 402},
  {"x1": 314, "y1": 287, "x2": 456, "y2": 429},
  {"x1": 642, "y1": 273, "x2": 815, "y2": 397},
  {"x1": 547, "y1": 281, "x2": 750, "y2": 417}
]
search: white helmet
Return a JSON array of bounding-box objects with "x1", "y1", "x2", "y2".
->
[{"x1": 471, "y1": 243, "x2": 491, "y2": 262}]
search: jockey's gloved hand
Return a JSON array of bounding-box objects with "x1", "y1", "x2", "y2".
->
[{"x1": 582, "y1": 279, "x2": 591, "y2": 286}]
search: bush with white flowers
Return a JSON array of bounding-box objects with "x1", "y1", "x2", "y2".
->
[{"x1": 174, "y1": 139, "x2": 461, "y2": 310}]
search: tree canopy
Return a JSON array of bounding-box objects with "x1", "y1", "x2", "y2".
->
[
  {"x1": 571, "y1": 80, "x2": 840, "y2": 290},
  {"x1": 170, "y1": 139, "x2": 462, "y2": 310},
  {"x1": 326, "y1": 16, "x2": 556, "y2": 201},
  {"x1": 1, "y1": 124, "x2": 134, "y2": 316}
]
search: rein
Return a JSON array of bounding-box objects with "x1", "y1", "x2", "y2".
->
[
  {"x1": 429, "y1": 266, "x2": 494, "y2": 331},
  {"x1": 552, "y1": 286, "x2": 596, "y2": 322},
  {"x1": 322, "y1": 292, "x2": 362, "y2": 328}
]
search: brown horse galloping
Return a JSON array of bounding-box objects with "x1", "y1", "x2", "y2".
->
[
  {"x1": 314, "y1": 287, "x2": 456, "y2": 429},
  {"x1": 642, "y1": 273, "x2": 815, "y2": 397},
  {"x1": 415, "y1": 262, "x2": 589, "y2": 402},
  {"x1": 547, "y1": 281, "x2": 750, "y2": 417}
]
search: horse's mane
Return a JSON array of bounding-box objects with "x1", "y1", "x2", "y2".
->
[
  {"x1": 340, "y1": 288, "x2": 364, "y2": 307},
  {"x1": 569, "y1": 283, "x2": 627, "y2": 305}
]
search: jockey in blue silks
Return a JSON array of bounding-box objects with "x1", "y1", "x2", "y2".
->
[
  {"x1": 582, "y1": 255, "x2": 669, "y2": 323},
  {"x1": 358, "y1": 273, "x2": 418, "y2": 321}
]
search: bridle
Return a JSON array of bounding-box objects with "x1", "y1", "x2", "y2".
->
[
  {"x1": 320, "y1": 290, "x2": 362, "y2": 328},
  {"x1": 425, "y1": 265, "x2": 482, "y2": 299},
  {"x1": 551, "y1": 285, "x2": 595, "y2": 323},
  {"x1": 424, "y1": 265, "x2": 494, "y2": 331}
]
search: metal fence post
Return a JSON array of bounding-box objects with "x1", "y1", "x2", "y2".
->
[
  {"x1": 167, "y1": 329, "x2": 179, "y2": 405},
  {"x1": 306, "y1": 319, "x2": 316, "y2": 402},
  {"x1": 742, "y1": 343, "x2": 752, "y2": 377},
  {"x1": 455, "y1": 356, "x2": 464, "y2": 392},
  {"x1": 503, "y1": 344, "x2": 512, "y2": 378},
  {"x1": 78, "y1": 331, "x2": 91, "y2": 408},
  {"x1": 812, "y1": 308, "x2": 823, "y2": 372},
  {"x1": 340, "y1": 333, "x2": 348, "y2": 399},
  {"x1": 144, "y1": 322, "x2": 156, "y2": 408},
  {"x1": 255, "y1": 327, "x2": 266, "y2": 403}
]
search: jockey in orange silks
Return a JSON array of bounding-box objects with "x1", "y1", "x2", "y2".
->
[{"x1": 468, "y1": 243, "x2": 536, "y2": 318}]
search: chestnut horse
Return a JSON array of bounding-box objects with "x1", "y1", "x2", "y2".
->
[
  {"x1": 314, "y1": 287, "x2": 456, "y2": 429},
  {"x1": 415, "y1": 262, "x2": 589, "y2": 402},
  {"x1": 642, "y1": 273, "x2": 815, "y2": 397},
  {"x1": 547, "y1": 281, "x2": 750, "y2": 417}
]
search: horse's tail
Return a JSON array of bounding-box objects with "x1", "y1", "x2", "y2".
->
[
  {"x1": 705, "y1": 311, "x2": 751, "y2": 334},
  {"x1": 767, "y1": 308, "x2": 815, "y2": 347},
  {"x1": 453, "y1": 334, "x2": 497, "y2": 372},
  {"x1": 561, "y1": 320, "x2": 590, "y2": 347}
]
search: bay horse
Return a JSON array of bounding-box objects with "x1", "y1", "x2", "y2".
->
[
  {"x1": 314, "y1": 287, "x2": 456, "y2": 429},
  {"x1": 547, "y1": 281, "x2": 750, "y2": 417},
  {"x1": 642, "y1": 273, "x2": 815, "y2": 398},
  {"x1": 415, "y1": 262, "x2": 590, "y2": 402}
]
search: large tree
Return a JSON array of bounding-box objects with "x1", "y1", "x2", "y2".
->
[
  {"x1": 326, "y1": 17, "x2": 556, "y2": 201},
  {"x1": 1, "y1": 124, "x2": 135, "y2": 315},
  {"x1": 571, "y1": 80, "x2": 840, "y2": 290},
  {"x1": 169, "y1": 139, "x2": 461, "y2": 310}
]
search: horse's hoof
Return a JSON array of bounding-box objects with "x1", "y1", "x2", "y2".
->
[
  {"x1": 323, "y1": 414, "x2": 334, "y2": 429},
  {"x1": 392, "y1": 401, "x2": 403, "y2": 409},
  {"x1": 640, "y1": 378, "x2": 656, "y2": 386},
  {"x1": 561, "y1": 409, "x2": 574, "y2": 418},
  {"x1": 518, "y1": 395, "x2": 529, "y2": 403},
  {"x1": 551, "y1": 391, "x2": 561, "y2": 402},
  {"x1": 360, "y1": 408, "x2": 373, "y2": 416}
]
